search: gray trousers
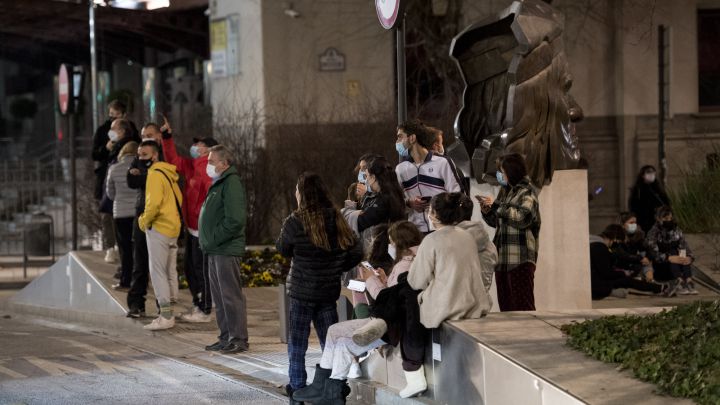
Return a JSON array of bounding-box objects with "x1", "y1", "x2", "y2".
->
[
  {"x1": 208, "y1": 254, "x2": 248, "y2": 344},
  {"x1": 146, "y1": 229, "x2": 178, "y2": 308}
]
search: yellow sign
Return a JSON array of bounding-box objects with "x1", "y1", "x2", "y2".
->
[{"x1": 211, "y1": 19, "x2": 227, "y2": 52}]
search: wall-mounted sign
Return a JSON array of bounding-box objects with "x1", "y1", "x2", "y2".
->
[
  {"x1": 346, "y1": 80, "x2": 361, "y2": 97},
  {"x1": 375, "y1": 0, "x2": 405, "y2": 30},
  {"x1": 211, "y1": 14, "x2": 240, "y2": 77},
  {"x1": 319, "y1": 48, "x2": 346, "y2": 72}
]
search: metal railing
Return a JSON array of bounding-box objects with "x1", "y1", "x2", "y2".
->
[{"x1": 0, "y1": 153, "x2": 71, "y2": 258}]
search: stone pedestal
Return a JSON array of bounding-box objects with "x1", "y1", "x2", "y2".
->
[
  {"x1": 470, "y1": 169, "x2": 592, "y2": 311},
  {"x1": 534, "y1": 169, "x2": 592, "y2": 310}
]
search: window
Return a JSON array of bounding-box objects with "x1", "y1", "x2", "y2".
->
[{"x1": 698, "y1": 9, "x2": 720, "y2": 111}]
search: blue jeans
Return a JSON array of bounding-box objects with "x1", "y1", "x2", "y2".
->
[{"x1": 287, "y1": 298, "x2": 337, "y2": 389}]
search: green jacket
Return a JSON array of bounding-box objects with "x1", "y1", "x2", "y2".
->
[{"x1": 199, "y1": 166, "x2": 246, "y2": 256}]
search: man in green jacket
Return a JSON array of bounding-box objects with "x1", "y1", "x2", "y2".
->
[{"x1": 199, "y1": 145, "x2": 248, "y2": 353}]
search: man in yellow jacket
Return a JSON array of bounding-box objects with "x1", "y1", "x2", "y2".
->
[{"x1": 137, "y1": 140, "x2": 183, "y2": 330}]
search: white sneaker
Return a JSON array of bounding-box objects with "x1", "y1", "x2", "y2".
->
[
  {"x1": 104, "y1": 248, "x2": 119, "y2": 263},
  {"x1": 143, "y1": 316, "x2": 175, "y2": 330},
  {"x1": 348, "y1": 359, "x2": 362, "y2": 379},
  {"x1": 180, "y1": 308, "x2": 212, "y2": 323}
]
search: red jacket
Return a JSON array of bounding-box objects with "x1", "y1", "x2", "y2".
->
[{"x1": 161, "y1": 136, "x2": 212, "y2": 231}]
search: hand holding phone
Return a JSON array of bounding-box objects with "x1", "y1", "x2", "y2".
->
[{"x1": 361, "y1": 261, "x2": 380, "y2": 276}]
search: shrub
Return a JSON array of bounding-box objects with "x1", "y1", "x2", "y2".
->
[
  {"x1": 669, "y1": 162, "x2": 720, "y2": 234},
  {"x1": 561, "y1": 301, "x2": 720, "y2": 404}
]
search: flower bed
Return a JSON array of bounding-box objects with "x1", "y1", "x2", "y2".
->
[
  {"x1": 239, "y1": 248, "x2": 290, "y2": 287},
  {"x1": 561, "y1": 301, "x2": 720, "y2": 404}
]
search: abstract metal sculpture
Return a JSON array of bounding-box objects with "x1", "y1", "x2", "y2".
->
[{"x1": 448, "y1": 0, "x2": 583, "y2": 187}]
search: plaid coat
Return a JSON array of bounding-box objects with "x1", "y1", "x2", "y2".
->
[{"x1": 481, "y1": 177, "x2": 541, "y2": 271}]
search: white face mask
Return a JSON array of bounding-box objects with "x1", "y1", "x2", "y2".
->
[
  {"x1": 644, "y1": 173, "x2": 656, "y2": 183},
  {"x1": 108, "y1": 130, "x2": 120, "y2": 142},
  {"x1": 206, "y1": 163, "x2": 220, "y2": 179},
  {"x1": 625, "y1": 223, "x2": 637, "y2": 234},
  {"x1": 387, "y1": 244, "x2": 396, "y2": 260}
]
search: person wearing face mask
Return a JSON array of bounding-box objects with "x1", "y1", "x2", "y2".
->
[
  {"x1": 395, "y1": 119, "x2": 462, "y2": 234},
  {"x1": 646, "y1": 206, "x2": 698, "y2": 296},
  {"x1": 589, "y1": 224, "x2": 666, "y2": 300},
  {"x1": 629, "y1": 165, "x2": 670, "y2": 233},
  {"x1": 125, "y1": 124, "x2": 164, "y2": 318},
  {"x1": 158, "y1": 116, "x2": 218, "y2": 323},
  {"x1": 198, "y1": 145, "x2": 250, "y2": 353},
  {"x1": 615, "y1": 212, "x2": 654, "y2": 282},
  {"x1": 352, "y1": 153, "x2": 382, "y2": 210},
  {"x1": 99, "y1": 116, "x2": 141, "y2": 265},
  {"x1": 477, "y1": 153, "x2": 540, "y2": 311},
  {"x1": 291, "y1": 221, "x2": 421, "y2": 404},
  {"x1": 137, "y1": 141, "x2": 183, "y2": 330},
  {"x1": 92, "y1": 100, "x2": 139, "y2": 205},
  {"x1": 343, "y1": 157, "x2": 407, "y2": 318},
  {"x1": 353, "y1": 193, "x2": 493, "y2": 399}
]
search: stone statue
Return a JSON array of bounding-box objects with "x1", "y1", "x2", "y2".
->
[{"x1": 447, "y1": 0, "x2": 583, "y2": 187}]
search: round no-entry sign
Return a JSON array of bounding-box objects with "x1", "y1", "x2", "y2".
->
[
  {"x1": 375, "y1": 0, "x2": 405, "y2": 30},
  {"x1": 58, "y1": 64, "x2": 71, "y2": 115}
]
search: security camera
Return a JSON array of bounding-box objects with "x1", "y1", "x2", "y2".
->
[{"x1": 284, "y1": 8, "x2": 300, "y2": 18}]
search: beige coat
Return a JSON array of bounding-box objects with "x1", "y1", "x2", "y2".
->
[{"x1": 407, "y1": 226, "x2": 493, "y2": 328}]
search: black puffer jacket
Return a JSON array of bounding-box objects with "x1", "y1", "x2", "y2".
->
[{"x1": 277, "y1": 208, "x2": 363, "y2": 303}]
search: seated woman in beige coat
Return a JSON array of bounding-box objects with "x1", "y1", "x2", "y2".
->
[
  {"x1": 353, "y1": 192, "x2": 494, "y2": 399},
  {"x1": 407, "y1": 192, "x2": 493, "y2": 328}
]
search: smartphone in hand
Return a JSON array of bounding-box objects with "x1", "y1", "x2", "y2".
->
[{"x1": 361, "y1": 261, "x2": 380, "y2": 276}]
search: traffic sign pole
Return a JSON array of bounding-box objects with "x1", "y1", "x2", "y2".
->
[
  {"x1": 58, "y1": 64, "x2": 77, "y2": 250},
  {"x1": 375, "y1": 0, "x2": 407, "y2": 125}
]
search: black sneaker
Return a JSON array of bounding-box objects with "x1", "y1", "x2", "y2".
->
[
  {"x1": 126, "y1": 308, "x2": 145, "y2": 318},
  {"x1": 220, "y1": 341, "x2": 249, "y2": 354},
  {"x1": 205, "y1": 341, "x2": 228, "y2": 351}
]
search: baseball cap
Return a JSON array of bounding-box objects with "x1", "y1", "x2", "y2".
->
[{"x1": 192, "y1": 137, "x2": 219, "y2": 147}]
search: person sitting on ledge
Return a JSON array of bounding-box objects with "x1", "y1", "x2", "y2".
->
[
  {"x1": 590, "y1": 224, "x2": 666, "y2": 300},
  {"x1": 351, "y1": 192, "x2": 493, "y2": 400},
  {"x1": 645, "y1": 206, "x2": 698, "y2": 295}
]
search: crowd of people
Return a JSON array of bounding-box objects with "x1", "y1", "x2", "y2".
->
[
  {"x1": 92, "y1": 100, "x2": 698, "y2": 404},
  {"x1": 589, "y1": 165, "x2": 698, "y2": 300}
]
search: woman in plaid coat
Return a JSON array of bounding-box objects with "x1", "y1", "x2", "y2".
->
[{"x1": 478, "y1": 153, "x2": 541, "y2": 311}]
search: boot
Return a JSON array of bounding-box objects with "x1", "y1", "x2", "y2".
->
[
  {"x1": 351, "y1": 318, "x2": 387, "y2": 346},
  {"x1": 292, "y1": 364, "x2": 330, "y2": 402},
  {"x1": 316, "y1": 378, "x2": 349, "y2": 405},
  {"x1": 399, "y1": 365, "x2": 427, "y2": 398},
  {"x1": 285, "y1": 384, "x2": 304, "y2": 405}
]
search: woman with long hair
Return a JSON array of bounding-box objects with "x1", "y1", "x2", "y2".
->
[
  {"x1": 276, "y1": 172, "x2": 363, "y2": 405},
  {"x1": 628, "y1": 165, "x2": 670, "y2": 233},
  {"x1": 343, "y1": 156, "x2": 407, "y2": 318},
  {"x1": 344, "y1": 156, "x2": 407, "y2": 235},
  {"x1": 478, "y1": 153, "x2": 541, "y2": 311},
  {"x1": 292, "y1": 220, "x2": 423, "y2": 405}
]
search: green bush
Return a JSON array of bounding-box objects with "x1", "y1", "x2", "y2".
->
[
  {"x1": 561, "y1": 301, "x2": 720, "y2": 404},
  {"x1": 669, "y1": 156, "x2": 720, "y2": 233}
]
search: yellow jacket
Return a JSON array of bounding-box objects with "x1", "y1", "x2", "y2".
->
[{"x1": 138, "y1": 161, "x2": 183, "y2": 238}]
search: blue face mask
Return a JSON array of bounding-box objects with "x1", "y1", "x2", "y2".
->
[
  {"x1": 496, "y1": 170, "x2": 508, "y2": 187},
  {"x1": 190, "y1": 145, "x2": 200, "y2": 159},
  {"x1": 395, "y1": 142, "x2": 409, "y2": 157},
  {"x1": 357, "y1": 170, "x2": 367, "y2": 184}
]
